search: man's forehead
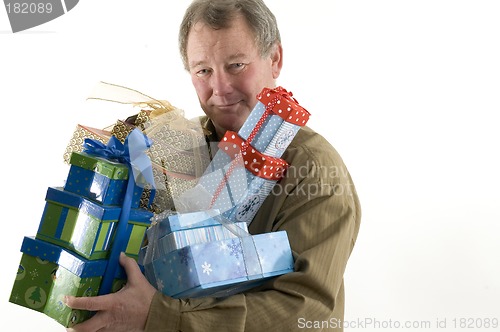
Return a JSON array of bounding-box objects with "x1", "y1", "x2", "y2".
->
[
  {"x1": 189, "y1": 52, "x2": 250, "y2": 69},
  {"x1": 186, "y1": 18, "x2": 258, "y2": 68}
]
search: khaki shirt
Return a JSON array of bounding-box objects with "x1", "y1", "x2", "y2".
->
[{"x1": 145, "y1": 117, "x2": 361, "y2": 331}]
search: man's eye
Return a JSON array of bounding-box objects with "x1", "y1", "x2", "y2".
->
[
  {"x1": 195, "y1": 69, "x2": 210, "y2": 77},
  {"x1": 229, "y1": 63, "x2": 246, "y2": 72}
]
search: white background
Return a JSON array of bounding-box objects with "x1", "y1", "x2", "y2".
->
[{"x1": 1, "y1": 1, "x2": 499, "y2": 331}]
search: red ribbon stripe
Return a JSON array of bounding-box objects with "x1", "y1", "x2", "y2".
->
[{"x1": 220, "y1": 131, "x2": 288, "y2": 181}]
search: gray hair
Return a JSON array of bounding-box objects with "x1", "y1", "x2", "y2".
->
[{"x1": 179, "y1": 0, "x2": 281, "y2": 70}]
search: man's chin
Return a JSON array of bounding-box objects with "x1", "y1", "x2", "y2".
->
[{"x1": 214, "y1": 120, "x2": 243, "y2": 136}]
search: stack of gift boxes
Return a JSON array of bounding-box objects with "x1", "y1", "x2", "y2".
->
[
  {"x1": 9, "y1": 137, "x2": 154, "y2": 328},
  {"x1": 140, "y1": 86, "x2": 310, "y2": 298},
  {"x1": 9, "y1": 85, "x2": 310, "y2": 327}
]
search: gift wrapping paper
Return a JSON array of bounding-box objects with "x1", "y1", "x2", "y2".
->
[
  {"x1": 123, "y1": 208, "x2": 154, "y2": 260},
  {"x1": 9, "y1": 236, "x2": 108, "y2": 327},
  {"x1": 36, "y1": 187, "x2": 122, "y2": 260},
  {"x1": 144, "y1": 231, "x2": 294, "y2": 298},
  {"x1": 109, "y1": 110, "x2": 152, "y2": 142},
  {"x1": 141, "y1": 162, "x2": 199, "y2": 213},
  {"x1": 146, "y1": 122, "x2": 209, "y2": 176},
  {"x1": 155, "y1": 221, "x2": 248, "y2": 257},
  {"x1": 65, "y1": 151, "x2": 143, "y2": 208},
  {"x1": 144, "y1": 109, "x2": 211, "y2": 195},
  {"x1": 63, "y1": 124, "x2": 112, "y2": 164},
  {"x1": 148, "y1": 210, "x2": 225, "y2": 238}
]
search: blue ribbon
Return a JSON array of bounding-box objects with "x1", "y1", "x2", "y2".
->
[
  {"x1": 83, "y1": 128, "x2": 156, "y2": 191},
  {"x1": 83, "y1": 128, "x2": 156, "y2": 296}
]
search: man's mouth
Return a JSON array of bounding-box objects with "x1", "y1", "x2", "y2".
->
[{"x1": 216, "y1": 102, "x2": 241, "y2": 111}]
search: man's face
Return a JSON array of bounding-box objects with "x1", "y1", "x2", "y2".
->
[{"x1": 186, "y1": 14, "x2": 282, "y2": 138}]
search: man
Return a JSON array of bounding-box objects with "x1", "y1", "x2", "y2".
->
[{"x1": 65, "y1": 1, "x2": 361, "y2": 331}]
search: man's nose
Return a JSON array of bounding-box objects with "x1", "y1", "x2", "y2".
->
[{"x1": 211, "y1": 70, "x2": 233, "y2": 96}]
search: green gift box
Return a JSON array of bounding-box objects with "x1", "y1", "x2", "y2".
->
[
  {"x1": 9, "y1": 236, "x2": 109, "y2": 327},
  {"x1": 36, "y1": 187, "x2": 122, "y2": 260}
]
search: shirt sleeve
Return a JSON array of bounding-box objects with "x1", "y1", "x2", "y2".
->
[{"x1": 144, "y1": 128, "x2": 361, "y2": 332}]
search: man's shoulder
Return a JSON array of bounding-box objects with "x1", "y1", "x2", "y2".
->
[
  {"x1": 285, "y1": 126, "x2": 344, "y2": 166},
  {"x1": 289, "y1": 125, "x2": 329, "y2": 148}
]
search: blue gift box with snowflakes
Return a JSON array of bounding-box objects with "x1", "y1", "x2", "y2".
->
[
  {"x1": 139, "y1": 210, "x2": 248, "y2": 282},
  {"x1": 193, "y1": 87, "x2": 310, "y2": 224},
  {"x1": 142, "y1": 210, "x2": 249, "y2": 260},
  {"x1": 144, "y1": 230, "x2": 294, "y2": 299}
]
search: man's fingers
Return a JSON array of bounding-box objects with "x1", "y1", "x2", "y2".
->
[
  {"x1": 119, "y1": 252, "x2": 143, "y2": 284},
  {"x1": 66, "y1": 310, "x2": 107, "y2": 332},
  {"x1": 64, "y1": 294, "x2": 112, "y2": 312}
]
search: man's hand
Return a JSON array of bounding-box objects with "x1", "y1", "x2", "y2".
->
[{"x1": 65, "y1": 252, "x2": 157, "y2": 332}]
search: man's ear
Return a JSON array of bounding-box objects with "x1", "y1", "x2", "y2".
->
[{"x1": 271, "y1": 43, "x2": 283, "y2": 79}]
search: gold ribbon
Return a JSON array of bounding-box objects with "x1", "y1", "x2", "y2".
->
[{"x1": 87, "y1": 81, "x2": 176, "y2": 118}]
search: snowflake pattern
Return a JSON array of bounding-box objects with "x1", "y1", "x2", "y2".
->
[
  {"x1": 156, "y1": 279, "x2": 164, "y2": 291},
  {"x1": 177, "y1": 247, "x2": 190, "y2": 265},
  {"x1": 227, "y1": 240, "x2": 243, "y2": 259},
  {"x1": 202, "y1": 262, "x2": 212, "y2": 275},
  {"x1": 11, "y1": 293, "x2": 20, "y2": 303},
  {"x1": 30, "y1": 269, "x2": 39, "y2": 280},
  {"x1": 217, "y1": 241, "x2": 229, "y2": 251},
  {"x1": 275, "y1": 130, "x2": 294, "y2": 150}
]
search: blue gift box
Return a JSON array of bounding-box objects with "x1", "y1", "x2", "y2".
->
[
  {"x1": 140, "y1": 210, "x2": 238, "y2": 279},
  {"x1": 147, "y1": 210, "x2": 225, "y2": 239},
  {"x1": 196, "y1": 160, "x2": 276, "y2": 223},
  {"x1": 64, "y1": 151, "x2": 143, "y2": 208},
  {"x1": 155, "y1": 221, "x2": 248, "y2": 256},
  {"x1": 144, "y1": 231, "x2": 294, "y2": 298},
  {"x1": 231, "y1": 100, "x2": 301, "y2": 158}
]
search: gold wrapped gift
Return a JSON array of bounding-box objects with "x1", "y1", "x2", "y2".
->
[
  {"x1": 141, "y1": 164, "x2": 200, "y2": 213},
  {"x1": 140, "y1": 108, "x2": 210, "y2": 212},
  {"x1": 108, "y1": 110, "x2": 153, "y2": 143},
  {"x1": 63, "y1": 124, "x2": 112, "y2": 164},
  {"x1": 144, "y1": 109, "x2": 210, "y2": 177}
]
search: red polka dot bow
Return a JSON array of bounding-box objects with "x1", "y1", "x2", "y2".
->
[
  {"x1": 220, "y1": 131, "x2": 288, "y2": 181},
  {"x1": 257, "y1": 86, "x2": 310, "y2": 126}
]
